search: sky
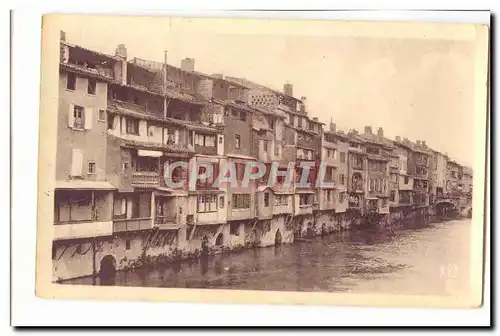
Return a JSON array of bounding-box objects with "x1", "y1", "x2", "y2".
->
[{"x1": 50, "y1": 15, "x2": 480, "y2": 167}]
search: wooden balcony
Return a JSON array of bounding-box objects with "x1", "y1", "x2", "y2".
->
[
  {"x1": 113, "y1": 217, "x2": 153, "y2": 232},
  {"x1": 54, "y1": 221, "x2": 113, "y2": 241},
  {"x1": 154, "y1": 214, "x2": 179, "y2": 230},
  {"x1": 131, "y1": 171, "x2": 160, "y2": 189}
]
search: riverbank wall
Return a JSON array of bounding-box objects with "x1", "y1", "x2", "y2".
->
[{"x1": 54, "y1": 205, "x2": 454, "y2": 282}]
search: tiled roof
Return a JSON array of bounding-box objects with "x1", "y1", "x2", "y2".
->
[
  {"x1": 108, "y1": 134, "x2": 194, "y2": 154},
  {"x1": 60, "y1": 63, "x2": 116, "y2": 82},
  {"x1": 61, "y1": 41, "x2": 120, "y2": 61},
  {"x1": 107, "y1": 100, "x2": 222, "y2": 134}
]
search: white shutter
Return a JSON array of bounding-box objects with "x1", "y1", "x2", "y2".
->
[
  {"x1": 139, "y1": 120, "x2": 147, "y2": 138},
  {"x1": 68, "y1": 104, "x2": 74, "y2": 128},
  {"x1": 121, "y1": 117, "x2": 126, "y2": 134},
  {"x1": 113, "y1": 115, "x2": 119, "y2": 130},
  {"x1": 84, "y1": 107, "x2": 93, "y2": 130},
  {"x1": 163, "y1": 128, "x2": 168, "y2": 145},
  {"x1": 174, "y1": 130, "x2": 179, "y2": 144},
  {"x1": 70, "y1": 149, "x2": 83, "y2": 176}
]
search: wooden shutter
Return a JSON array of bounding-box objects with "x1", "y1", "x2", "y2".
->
[
  {"x1": 84, "y1": 107, "x2": 93, "y2": 130},
  {"x1": 68, "y1": 104, "x2": 74, "y2": 128},
  {"x1": 70, "y1": 149, "x2": 83, "y2": 176}
]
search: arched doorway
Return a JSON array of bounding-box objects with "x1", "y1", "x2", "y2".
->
[
  {"x1": 215, "y1": 233, "x2": 223, "y2": 246},
  {"x1": 274, "y1": 229, "x2": 282, "y2": 245},
  {"x1": 99, "y1": 255, "x2": 116, "y2": 285}
]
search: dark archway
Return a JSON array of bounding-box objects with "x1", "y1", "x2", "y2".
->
[
  {"x1": 274, "y1": 229, "x2": 283, "y2": 245},
  {"x1": 215, "y1": 233, "x2": 223, "y2": 246},
  {"x1": 99, "y1": 255, "x2": 116, "y2": 285},
  {"x1": 435, "y1": 201, "x2": 458, "y2": 218}
]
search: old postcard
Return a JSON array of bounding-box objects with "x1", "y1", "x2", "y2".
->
[{"x1": 35, "y1": 14, "x2": 489, "y2": 308}]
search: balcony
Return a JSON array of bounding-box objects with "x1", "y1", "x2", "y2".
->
[
  {"x1": 154, "y1": 214, "x2": 179, "y2": 230},
  {"x1": 298, "y1": 204, "x2": 313, "y2": 215},
  {"x1": 131, "y1": 171, "x2": 160, "y2": 189},
  {"x1": 53, "y1": 221, "x2": 113, "y2": 241},
  {"x1": 113, "y1": 217, "x2": 153, "y2": 232}
]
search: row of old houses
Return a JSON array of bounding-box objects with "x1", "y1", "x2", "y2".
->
[{"x1": 52, "y1": 32, "x2": 473, "y2": 281}]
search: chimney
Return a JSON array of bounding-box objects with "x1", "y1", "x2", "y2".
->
[
  {"x1": 181, "y1": 58, "x2": 195, "y2": 72},
  {"x1": 113, "y1": 44, "x2": 128, "y2": 85},
  {"x1": 395, "y1": 136, "x2": 401, "y2": 142},
  {"x1": 115, "y1": 44, "x2": 127, "y2": 59},
  {"x1": 212, "y1": 73, "x2": 223, "y2": 79},
  {"x1": 377, "y1": 127, "x2": 384, "y2": 138},
  {"x1": 403, "y1": 137, "x2": 409, "y2": 143},
  {"x1": 329, "y1": 119, "x2": 336, "y2": 133},
  {"x1": 313, "y1": 117, "x2": 318, "y2": 122},
  {"x1": 283, "y1": 83, "x2": 293, "y2": 96},
  {"x1": 422, "y1": 140, "x2": 427, "y2": 147},
  {"x1": 60, "y1": 30, "x2": 66, "y2": 41},
  {"x1": 364, "y1": 126, "x2": 372, "y2": 134},
  {"x1": 416, "y1": 140, "x2": 421, "y2": 146}
]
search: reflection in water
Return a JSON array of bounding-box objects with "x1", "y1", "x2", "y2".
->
[{"x1": 69, "y1": 219, "x2": 471, "y2": 296}]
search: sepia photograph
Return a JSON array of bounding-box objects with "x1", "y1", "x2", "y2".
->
[{"x1": 34, "y1": 13, "x2": 489, "y2": 308}]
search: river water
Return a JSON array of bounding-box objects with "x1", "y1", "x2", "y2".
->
[{"x1": 71, "y1": 219, "x2": 471, "y2": 296}]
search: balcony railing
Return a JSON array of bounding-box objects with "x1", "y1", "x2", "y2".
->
[
  {"x1": 113, "y1": 217, "x2": 152, "y2": 232},
  {"x1": 131, "y1": 171, "x2": 160, "y2": 188}
]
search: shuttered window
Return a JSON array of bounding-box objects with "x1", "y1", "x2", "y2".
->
[
  {"x1": 70, "y1": 148, "x2": 83, "y2": 177},
  {"x1": 232, "y1": 194, "x2": 250, "y2": 209}
]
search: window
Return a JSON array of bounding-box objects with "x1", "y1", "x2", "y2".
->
[
  {"x1": 404, "y1": 176, "x2": 409, "y2": 184},
  {"x1": 66, "y1": 72, "x2": 76, "y2": 90},
  {"x1": 235, "y1": 135, "x2": 241, "y2": 149},
  {"x1": 88, "y1": 161, "x2": 96, "y2": 174},
  {"x1": 87, "y1": 79, "x2": 97, "y2": 95},
  {"x1": 263, "y1": 140, "x2": 268, "y2": 152},
  {"x1": 197, "y1": 195, "x2": 217, "y2": 213},
  {"x1": 367, "y1": 147, "x2": 380, "y2": 155},
  {"x1": 230, "y1": 222, "x2": 240, "y2": 236},
  {"x1": 126, "y1": 118, "x2": 139, "y2": 135},
  {"x1": 299, "y1": 194, "x2": 311, "y2": 205},
  {"x1": 339, "y1": 174, "x2": 345, "y2": 186},
  {"x1": 73, "y1": 105, "x2": 85, "y2": 129},
  {"x1": 232, "y1": 194, "x2": 251, "y2": 209},
  {"x1": 219, "y1": 196, "x2": 225, "y2": 208},
  {"x1": 219, "y1": 136, "x2": 223, "y2": 144},
  {"x1": 369, "y1": 179, "x2": 375, "y2": 192},
  {"x1": 107, "y1": 114, "x2": 115, "y2": 130},
  {"x1": 122, "y1": 162, "x2": 129, "y2": 172},
  {"x1": 264, "y1": 193, "x2": 270, "y2": 207},
  {"x1": 195, "y1": 134, "x2": 216, "y2": 147},
  {"x1": 390, "y1": 191, "x2": 396, "y2": 202},
  {"x1": 125, "y1": 240, "x2": 131, "y2": 250},
  {"x1": 98, "y1": 109, "x2": 106, "y2": 122},
  {"x1": 339, "y1": 193, "x2": 345, "y2": 203},
  {"x1": 340, "y1": 152, "x2": 346, "y2": 163},
  {"x1": 327, "y1": 191, "x2": 332, "y2": 202},
  {"x1": 275, "y1": 195, "x2": 289, "y2": 206},
  {"x1": 274, "y1": 145, "x2": 279, "y2": 157},
  {"x1": 240, "y1": 111, "x2": 247, "y2": 122}
]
